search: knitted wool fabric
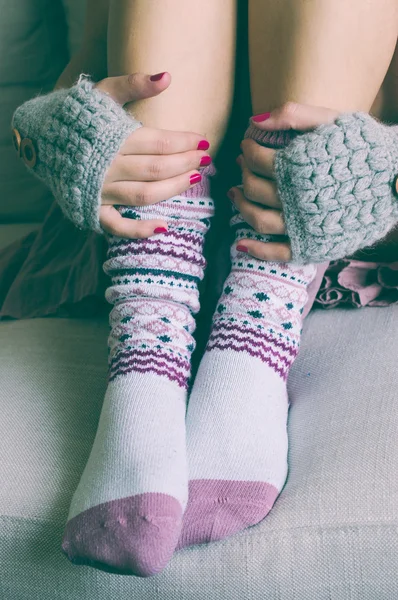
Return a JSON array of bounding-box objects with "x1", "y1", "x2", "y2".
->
[
  {"x1": 12, "y1": 76, "x2": 141, "y2": 232},
  {"x1": 62, "y1": 171, "x2": 214, "y2": 577},
  {"x1": 176, "y1": 125, "x2": 317, "y2": 551},
  {"x1": 273, "y1": 113, "x2": 398, "y2": 263}
]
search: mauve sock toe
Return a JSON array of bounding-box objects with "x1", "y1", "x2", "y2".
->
[
  {"x1": 176, "y1": 480, "x2": 279, "y2": 551},
  {"x1": 62, "y1": 493, "x2": 183, "y2": 577},
  {"x1": 176, "y1": 126, "x2": 317, "y2": 553}
]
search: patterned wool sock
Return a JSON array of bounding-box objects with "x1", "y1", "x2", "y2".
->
[
  {"x1": 176, "y1": 127, "x2": 317, "y2": 550},
  {"x1": 62, "y1": 170, "x2": 214, "y2": 576}
]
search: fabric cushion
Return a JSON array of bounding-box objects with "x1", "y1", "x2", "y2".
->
[
  {"x1": 1, "y1": 306, "x2": 397, "y2": 599},
  {"x1": 61, "y1": 0, "x2": 86, "y2": 56},
  {"x1": 0, "y1": 0, "x2": 68, "y2": 222}
]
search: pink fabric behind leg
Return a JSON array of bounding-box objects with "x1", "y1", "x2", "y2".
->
[{"x1": 302, "y1": 263, "x2": 329, "y2": 319}]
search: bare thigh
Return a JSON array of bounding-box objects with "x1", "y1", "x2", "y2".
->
[
  {"x1": 249, "y1": 0, "x2": 398, "y2": 114},
  {"x1": 107, "y1": 0, "x2": 238, "y2": 155}
]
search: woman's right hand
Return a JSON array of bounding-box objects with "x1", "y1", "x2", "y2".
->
[{"x1": 95, "y1": 73, "x2": 211, "y2": 238}]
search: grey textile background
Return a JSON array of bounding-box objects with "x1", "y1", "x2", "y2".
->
[{"x1": 1, "y1": 299, "x2": 397, "y2": 599}]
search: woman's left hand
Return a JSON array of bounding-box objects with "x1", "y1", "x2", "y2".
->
[
  {"x1": 230, "y1": 102, "x2": 339, "y2": 262},
  {"x1": 230, "y1": 144, "x2": 290, "y2": 261}
]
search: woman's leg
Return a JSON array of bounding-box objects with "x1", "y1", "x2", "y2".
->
[
  {"x1": 177, "y1": 0, "x2": 398, "y2": 550},
  {"x1": 108, "y1": 0, "x2": 236, "y2": 151},
  {"x1": 249, "y1": 0, "x2": 398, "y2": 114},
  {"x1": 62, "y1": 0, "x2": 237, "y2": 577}
]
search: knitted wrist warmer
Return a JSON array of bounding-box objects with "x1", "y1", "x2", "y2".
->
[
  {"x1": 257, "y1": 113, "x2": 398, "y2": 264},
  {"x1": 12, "y1": 75, "x2": 141, "y2": 233}
]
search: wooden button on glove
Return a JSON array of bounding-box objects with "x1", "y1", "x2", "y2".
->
[
  {"x1": 20, "y1": 138, "x2": 37, "y2": 168},
  {"x1": 12, "y1": 127, "x2": 37, "y2": 168},
  {"x1": 12, "y1": 128, "x2": 21, "y2": 155},
  {"x1": 393, "y1": 174, "x2": 398, "y2": 199}
]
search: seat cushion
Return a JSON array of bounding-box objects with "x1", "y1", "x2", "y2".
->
[{"x1": 1, "y1": 306, "x2": 398, "y2": 599}]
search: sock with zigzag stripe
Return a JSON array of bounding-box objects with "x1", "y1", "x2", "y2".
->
[
  {"x1": 176, "y1": 126, "x2": 317, "y2": 550},
  {"x1": 62, "y1": 169, "x2": 214, "y2": 576}
]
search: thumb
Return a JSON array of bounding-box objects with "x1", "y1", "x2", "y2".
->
[
  {"x1": 95, "y1": 72, "x2": 171, "y2": 106},
  {"x1": 251, "y1": 102, "x2": 340, "y2": 133}
]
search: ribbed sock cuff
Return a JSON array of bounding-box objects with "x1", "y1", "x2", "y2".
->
[{"x1": 244, "y1": 123, "x2": 297, "y2": 149}]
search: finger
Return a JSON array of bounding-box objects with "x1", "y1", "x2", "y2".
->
[
  {"x1": 251, "y1": 102, "x2": 339, "y2": 133},
  {"x1": 230, "y1": 187, "x2": 286, "y2": 235},
  {"x1": 237, "y1": 157, "x2": 281, "y2": 208},
  {"x1": 107, "y1": 150, "x2": 211, "y2": 182},
  {"x1": 239, "y1": 140, "x2": 276, "y2": 179},
  {"x1": 237, "y1": 239, "x2": 292, "y2": 262},
  {"x1": 102, "y1": 170, "x2": 203, "y2": 207},
  {"x1": 100, "y1": 206, "x2": 168, "y2": 239},
  {"x1": 95, "y1": 72, "x2": 171, "y2": 106},
  {"x1": 120, "y1": 126, "x2": 209, "y2": 156}
]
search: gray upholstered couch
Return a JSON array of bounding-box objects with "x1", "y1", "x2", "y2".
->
[{"x1": 1, "y1": 2, "x2": 398, "y2": 598}]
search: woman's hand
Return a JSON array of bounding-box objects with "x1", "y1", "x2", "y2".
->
[
  {"x1": 96, "y1": 73, "x2": 211, "y2": 238},
  {"x1": 231, "y1": 102, "x2": 339, "y2": 261}
]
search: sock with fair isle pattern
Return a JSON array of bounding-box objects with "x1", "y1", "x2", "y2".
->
[
  {"x1": 177, "y1": 126, "x2": 317, "y2": 550},
  {"x1": 62, "y1": 168, "x2": 214, "y2": 577}
]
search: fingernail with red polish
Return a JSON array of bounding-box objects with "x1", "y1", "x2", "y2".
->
[
  {"x1": 236, "y1": 244, "x2": 249, "y2": 253},
  {"x1": 252, "y1": 112, "x2": 271, "y2": 123},
  {"x1": 227, "y1": 189, "x2": 235, "y2": 202},
  {"x1": 190, "y1": 174, "x2": 202, "y2": 185},
  {"x1": 200, "y1": 155, "x2": 212, "y2": 167},
  {"x1": 150, "y1": 72, "x2": 166, "y2": 81},
  {"x1": 154, "y1": 227, "x2": 168, "y2": 234},
  {"x1": 197, "y1": 140, "x2": 210, "y2": 151}
]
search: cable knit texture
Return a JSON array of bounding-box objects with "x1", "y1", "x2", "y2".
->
[
  {"x1": 12, "y1": 76, "x2": 141, "y2": 233},
  {"x1": 258, "y1": 113, "x2": 398, "y2": 264}
]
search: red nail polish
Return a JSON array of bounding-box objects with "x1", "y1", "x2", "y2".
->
[
  {"x1": 190, "y1": 173, "x2": 202, "y2": 185},
  {"x1": 227, "y1": 189, "x2": 235, "y2": 202},
  {"x1": 236, "y1": 244, "x2": 249, "y2": 253},
  {"x1": 154, "y1": 227, "x2": 168, "y2": 234},
  {"x1": 200, "y1": 155, "x2": 212, "y2": 167},
  {"x1": 197, "y1": 140, "x2": 210, "y2": 151},
  {"x1": 252, "y1": 112, "x2": 271, "y2": 123},
  {"x1": 150, "y1": 72, "x2": 166, "y2": 81}
]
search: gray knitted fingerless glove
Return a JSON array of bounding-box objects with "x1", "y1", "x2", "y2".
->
[
  {"x1": 273, "y1": 113, "x2": 398, "y2": 263},
  {"x1": 12, "y1": 75, "x2": 142, "y2": 233}
]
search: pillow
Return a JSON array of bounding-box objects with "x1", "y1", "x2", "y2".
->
[
  {"x1": 61, "y1": 0, "x2": 86, "y2": 56},
  {"x1": 0, "y1": 0, "x2": 69, "y2": 223}
]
